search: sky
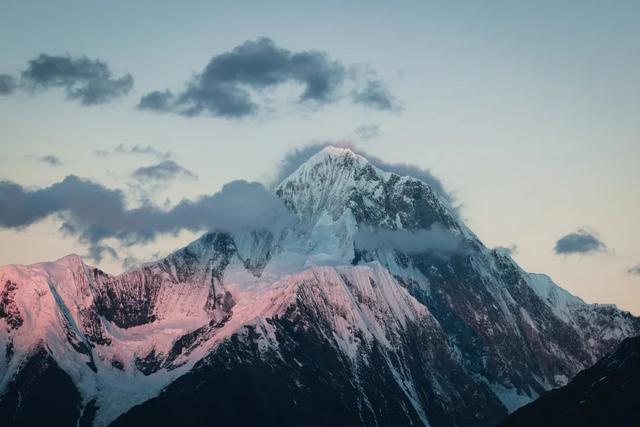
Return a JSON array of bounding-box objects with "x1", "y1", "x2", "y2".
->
[{"x1": 0, "y1": 0, "x2": 639, "y2": 313}]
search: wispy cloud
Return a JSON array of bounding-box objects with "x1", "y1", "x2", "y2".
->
[
  {"x1": 117, "y1": 144, "x2": 170, "y2": 159},
  {"x1": 627, "y1": 264, "x2": 640, "y2": 276},
  {"x1": 353, "y1": 124, "x2": 381, "y2": 141},
  {"x1": 39, "y1": 155, "x2": 64, "y2": 166},
  {"x1": 355, "y1": 225, "x2": 462, "y2": 255},
  {"x1": 139, "y1": 37, "x2": 400, "y2": 118},
  {"x1": 122, "y1": 251, "x2": 167, "y2": 270},
  {"x1": 352, "y1": 79, "x2": 401, "y2": 111},
  {"x1": 0, "y1": 74, "x2": 17, "y2": 95},
  {"x1": 132, "y1": 160, "x2": 197, "y2": 182},
  {"x1": 554, "y1": 228, "x2": 607, "y2": 255},
  {"x1": 23, "y1": 154, "x2": 65, "y2": 166},
  {"x1": 96, "y1": 144, "x2": 171, "y2": 161}
]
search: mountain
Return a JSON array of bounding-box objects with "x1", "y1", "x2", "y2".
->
[
  {"x1": 1, "y1": 146, "x2": 638, "y2": 426},
  {"x1": 500, "y1": 335, "x2": 640, "y2": 426}
]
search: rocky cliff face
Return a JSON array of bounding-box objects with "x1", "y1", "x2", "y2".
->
[
  {"x1": 500, "y1": 335, "x2": 640, "y2": 426},
  {"x1": 1, "y1": 146, "x2": 638, "y2": 426}
]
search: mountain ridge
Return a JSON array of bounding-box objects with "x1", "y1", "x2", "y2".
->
[{"x1": 1, "y1": 146, "x2": 638, "y2": 426}]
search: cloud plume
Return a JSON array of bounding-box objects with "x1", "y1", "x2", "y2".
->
[
  {"x1": 139, "y1": 37, "x2": 398, "y2": 118},
  {"x1": 355, "y1": 225, "x2": 462, "y2": 255},
  {"x1": 0, "y1": 177, "x2": 295, "y2": 259},
  {"x1": 554, "y1": 229, "x2": 607, "y2": 255},
  {"x1": 20, "y1": 54, "x2": 133, "y2": 105}
]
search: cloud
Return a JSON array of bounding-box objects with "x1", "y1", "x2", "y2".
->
[
  {"x1": 39, "y1": 155, "x2": 64, "y2": 166},
  {"x1": 139, "y1": 37, "x2": 398, "y2": 118},
  {"x1": 554, "y1": 229, "x2": 607, "y2": 255},
  {"x1": 352, "y1": 79, "x2": 400, "y2": 111},
  {"x1": 138, "y1": 90, "x2": 174, "y2": 111},
  {"x1": 132, "y1": 160, "x2": 197, "y2": 182},
  {"x1": 0, "y1": 74, "x2": 17, "y2": 95},
  {"x1": 271, "y1": 142, "x2": 454, "y2": 203},
  {"x1": 354, "y1": 124, "x2": 381, "y2": 141},
  {"x1": 20, "y1": 54, "x2": 133, "y2": 105},
  {"x1": 0, "y1": 177, "x2": 296, "y2": 260},
  {"x1": 96, "y1": 144, "x2": 171, "y2": 160},
  {"x1": 355, "y1": 225, "x2": 462, "y2": 255},
  {"x1": 125, "y1": 145, "x2": 170, "y2": 159},
  {"x1": 87, "y1": 244, "x2": 118, "y2": 263},
  {"x1": 627, "y1": 265, "x2": 640, "y2": 276}
]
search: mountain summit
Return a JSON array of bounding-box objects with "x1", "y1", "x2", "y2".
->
[{"x1": 1, "y1": 146, "x2": 638, "y2": 427}]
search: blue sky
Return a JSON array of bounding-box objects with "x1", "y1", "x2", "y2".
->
[{"x1": 1, "y1": 0, "x2": 639, "y2": 312}]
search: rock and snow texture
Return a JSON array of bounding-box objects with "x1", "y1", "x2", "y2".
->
[
  {"x1": 1, "y1": 146, "x2": 639, "y2": 426},
  {"x1": 500, "y1": 335, "x2": 640, "y2": 426},
  {"x1": 112, "y1": 264, "x2": 506, "y2": 427},
  {"x1": 277, "y1": 147, "x2": 640, "y2": 397}
]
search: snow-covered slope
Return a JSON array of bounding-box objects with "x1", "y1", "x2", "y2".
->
[{"x1": 1, "y1": 146, "x2": 638, "y2": 427}]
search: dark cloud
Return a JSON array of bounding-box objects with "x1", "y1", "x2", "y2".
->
[
  {"x1": 138, "y1": 90, "x2": 174, "y2": 111},
  {"x1": 0, "y1": 74, "x2": 17, "y2": 95},
  {"x1": 271, "y1": 143, "x2": 454, "y2": 203},
  {"x1": 352, "y1": 79, "x2": 400, "y2": 111},
  {"x1": 354, "y1": 124, "x2": 381, "y2": 141},
  {"x1": 20, "y1": 54, "x2": 133, "y2": 105},
  {"x1": 355, "y1": 225, "x2": 462, "y2": 255},
  {"x1": 39, "y1": 155, "x2": 64, "y2": 166},
  {"x1": 132, "y1": 160, "x2": 197, "y2": 182},
  {"x1": 554, "y1": 229, "x2": 606, "y2": 255},
  {"x1": 139, "y1": 37, "x2": 397, "y2": 118},
  {"x1": 87, "y1": 244, "x2": 118, "y2": 263},
  {"x1": 627, "y1": 265, "x2": 640, "y2": 276},
  {"x1": 0, "y1": 177, "x2": 296, "y2": 259}
]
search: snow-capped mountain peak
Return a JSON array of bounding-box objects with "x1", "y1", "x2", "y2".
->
[
  {"x1": 1, "y1": 146, "x2": 639, "y2": 427},
  {"x1": 277, "y1": 145, "x2": 458, "y2": 231}
]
